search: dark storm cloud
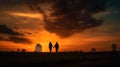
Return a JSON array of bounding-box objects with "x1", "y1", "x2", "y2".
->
[
  {"x1": 8, "y1": 36, "x2": 32, "y2": 44},
  {"x1": 0, "y1": 36, "x2": 32, "y2": 44},
  {"x1": 25, "y1": 0, "x2": 106, "y2": 38},
  {"x1": 0, "y1": 36, "x2": 6, "y2": 41},
  {"x1": 0, "y1": 24, "x2": 32, "y2": 44},
  {"x1": 0, "y1": 0, "x2": 27, "y2": 12},
  {"x1": 0, "y1": 24, "x2": 23, "y2": 36},
  {"x1": 25, "y1": 32, "x2": 32, "y2": 35}
]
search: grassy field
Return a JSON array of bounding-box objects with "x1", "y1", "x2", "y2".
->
[{"x1": 0, "y1": 52, "x2": 120, "y2": 67}]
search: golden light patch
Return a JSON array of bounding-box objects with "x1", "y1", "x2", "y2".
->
[{"x1": 9, "y1": 12, "x2": 43, "y2": 20}]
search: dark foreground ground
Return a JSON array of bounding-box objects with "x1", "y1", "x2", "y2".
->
[{"x1": 0, "y1": 52, "x2": 120, "y2": 67}]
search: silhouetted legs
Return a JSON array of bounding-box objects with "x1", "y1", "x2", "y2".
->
[
  {"x1": 49, "y1": 48, "x2": 52, "y2": 53},
  {"x1": 56, "y1": 48, "x2": 58, "y2": 53}
]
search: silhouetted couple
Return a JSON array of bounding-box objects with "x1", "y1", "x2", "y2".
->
[{"x1": 49, "y1": 42, "x2": 59, "y2": 53}]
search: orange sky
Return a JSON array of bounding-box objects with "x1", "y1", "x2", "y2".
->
[
  {"x1": 1, "y1": 23, "x2": 120, "y2": 52},
  {"x1": 0, "y1": 0, "x2": 120, "y2": 52},
  {"x1": 0, "y1": 11, "x2": 119, "y2": 52}
]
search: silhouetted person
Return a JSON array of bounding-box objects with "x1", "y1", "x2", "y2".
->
[
  {"x1": 49, "y1": 42, "x2": 53, "y2": 53},
  {"x1": 54, "y1": 42, "x2": 59, "y2": 53}
]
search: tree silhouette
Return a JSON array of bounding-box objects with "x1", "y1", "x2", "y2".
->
[
  {"x1": 17, "y1": 49, "x2": 20, "y2": 52},
  {"x1": 91, "y1": 48, "x2": 96, "y2": 52},
  {"x1": 111, "y1": 43, "x2": 117, "y2": 52},
  {"x1": 35, "y1": 43, "x2": 42, "y2": 52},
  {"x1": 21, "y1": 49, "x2": 26, "y2": 52}
]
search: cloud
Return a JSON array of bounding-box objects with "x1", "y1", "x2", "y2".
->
[
  {"x1": 0, "y1": 11, "x2": 43, "y2": 31},
  {"x1": 0, "y1": 24, "x2": 23, "y2": 36},
  {"x1": 0, "y1": 0, "x2": 29, "y2": 13},
  {"x1": 0, "y1": 36, "x2": 6, "y2": 41},
  {"x1": 25, "y1": 0, "x2": 106, "y2": 38},
  {"x1": 9, "y1": 12, "x2": 43, "y2": 19},
  {"x1": 8, "y1": 36, "x2": 32, "y2": 44},
  {"x1": 0, "y1": 36, "x2": 32, "y2": 44},
  {"x1": 0, "y1": 24, "x2": 32, "y2": 44}
]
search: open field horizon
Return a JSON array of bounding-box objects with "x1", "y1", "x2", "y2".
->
[
  {"x1": 1, "y1": 44, "x2": 119, "y2": 52},
  {"x1": 0, "y1": 52, "x2": 120, "y2": 67}
]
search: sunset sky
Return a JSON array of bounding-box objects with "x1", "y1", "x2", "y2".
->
[{"x1": 0, "y1": 0, "x2": 120, "y2": 52}]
